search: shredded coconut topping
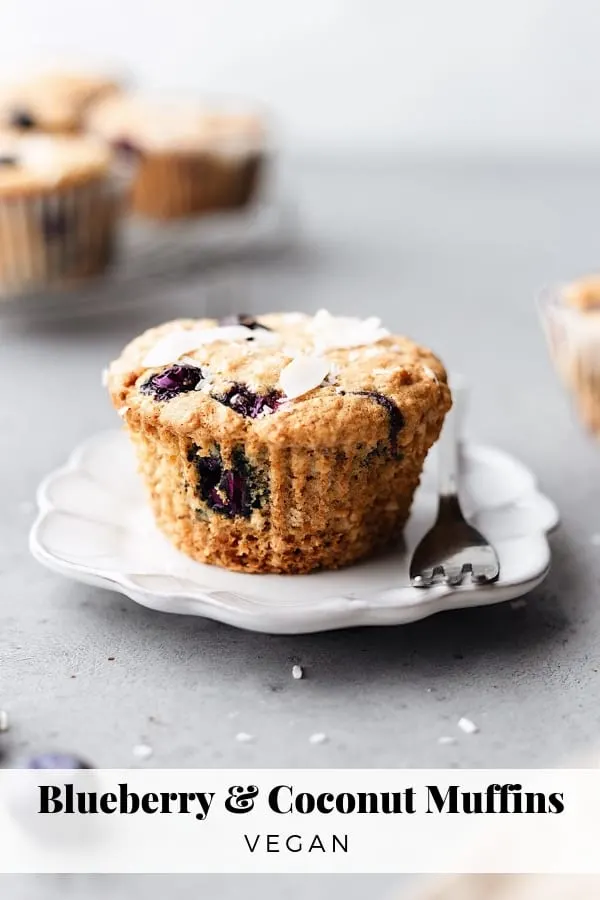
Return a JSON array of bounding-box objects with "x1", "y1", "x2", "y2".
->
[
  {"x1": 309, "y1": 309, "x2": 389, "y2": 353},
  {"x1": 142, "y1": 325, "x2": 277, "y2": 368},
  {"x1": 422, "y1": 364, "x2": 438, "y2": 382},
  {"x1": 281, "y1": 312, "x2": 306, "y2": 323},
  {"x1": 279, "y1": 355, "x2": 330, "y2": 400}
]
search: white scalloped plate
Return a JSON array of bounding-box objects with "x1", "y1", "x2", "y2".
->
[{"x1": 29, "y1": 430, "x2": 559, "y2": 634}]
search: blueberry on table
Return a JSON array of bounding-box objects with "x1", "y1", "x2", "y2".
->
[
  {"x1": 9, "y1": 109, "x2": 36, "y2": 130},
  {"x1": 140, "y1": 365, "x2": 203, "y2": 401},
  {"x1": 26, "y1": 752, "x2": 91, "y2": 769}
]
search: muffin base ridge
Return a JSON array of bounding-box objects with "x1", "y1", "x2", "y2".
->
[
  {"x1": 129, "y1": 409, "x2": 445, "y2": 575},
  {"x1": 0, "y1": 177, "x2": 119, "y2": 296},
  {"x1": 128, "y1": 152, "x2": 263, "y2": 220}
]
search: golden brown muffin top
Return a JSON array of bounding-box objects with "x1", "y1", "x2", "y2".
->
[
  {"x1": 108, "y1": 311, "x2": 451, "y2": 452},
  {"x1": 563, "y1": 275, "x2": 600, "y2": 312},
  {"x1": 0, "y1": 71, "x2": 120, "y2": 133},
  {"x1": 0, "y1": 133, "x2": 111, "y2": 195},
  {"x1": 87, "y1": 93, "x2": 265, "y2": 155}
]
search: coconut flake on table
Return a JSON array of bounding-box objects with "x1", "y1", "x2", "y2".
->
[
  {"x1": 279, "y1": 356, "x2": 330, "y2": 400},
  {"x1": 132, "y1": 743, "x2": 153, "y2": 760},
  {"x1": 142, "y1": 325, "x2": 268, "y2": 368},
  {"x1": 458, "y1": 717, "x2": 479, "y2": 735},
  {"x1": 309, "y1": 309, "x2": 389, "y2": 353}
]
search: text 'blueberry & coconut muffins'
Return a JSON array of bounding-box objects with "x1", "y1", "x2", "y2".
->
[
  {"x1": 86, "y1": 94, "x2": 265, "y2": 220},
  {"x1": 107, "y1": 311, "x2": 452, "y2": 574},
  {"x1": 0, "y1": 133, "x2": 123, "y2": 295},
  {"x1": 543, "y1": 275, "x2": 600, "y2": 436}
]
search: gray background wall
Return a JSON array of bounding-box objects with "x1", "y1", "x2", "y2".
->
[{"x1": 2, "y1": 0, "x2": 600, "y2": 155}]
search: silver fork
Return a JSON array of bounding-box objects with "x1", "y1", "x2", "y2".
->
[{"x1": 409, "y1": 384, "x2": 500, "y2": 588}]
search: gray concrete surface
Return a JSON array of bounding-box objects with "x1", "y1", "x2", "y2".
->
[{"x1": 3, "y1": 156, "x2": 600, "y2": 898}]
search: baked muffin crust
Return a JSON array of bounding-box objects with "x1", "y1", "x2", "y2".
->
[
  {"x1": 0, "y1": 132, "x2": 110, "y2": 196},
  {"x1": 108, "y1": 311, "x2": 451, "y2": 573}
]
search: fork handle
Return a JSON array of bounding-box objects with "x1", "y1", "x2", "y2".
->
[{"x1": 438, "y1": 379, "x2": 464, "y2": 499}]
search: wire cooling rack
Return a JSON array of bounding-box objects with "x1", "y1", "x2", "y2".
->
[{"x1": 0, "y1": 194, "x2": 299, "y2": 322}]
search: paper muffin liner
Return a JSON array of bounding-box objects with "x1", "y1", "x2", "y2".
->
[
  {"x1": 124, "y1": 409, "x2": 442, "y2": 575},
  {"x1": 125, "y1": 150, "x2": 264, "y2": 221},
  {"x1": 540, "y1": 286, "x2": 600, "y2": 436},
  {"x1": 0, "y1": 173, "x2": 126, "y2": 298}
]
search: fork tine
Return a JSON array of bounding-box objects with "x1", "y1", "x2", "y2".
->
[
  {"x1": 443, "y1": 566, "x2": 465, "y2": 586},
  {"x1": 408, "y1": 386, "x2": 501, "y2": 591},
  {"x1": 471, "y1": 564, "x2": 500, "y2": 584}
]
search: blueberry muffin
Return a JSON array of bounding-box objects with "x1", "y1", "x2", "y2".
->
[
  {"x1": 0, "y1": 71, "x2": 120, "y2": 134},
  {"x1": 87, "y1": 94, "x2": 265, "y2": 219},
  {"x1": 0, "y1": 133, "x2": 121, "y2": 295},
  {"x1": 542, "y1": 275, "x2": 600, "y2": 436},
  {"x1": 107, "y1": 310, "x2": 451, "y2": 574}
]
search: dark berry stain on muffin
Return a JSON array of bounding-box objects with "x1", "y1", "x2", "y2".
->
[
  {"x1": 0, "y1": 155, "x2": 17, "y2": 166},
  {"x1": 10, "y1": 109, "x2": 36, "y2": 130},
  {"x1": 140, "y1": 365, "x2": 203, "y2": 401},
  {"x1": 113, "y1": 138, "x2": 143, "y2": 160},
  {"x1": 340, "y1": 390, "x2": 404, "y2": 456},
  {"x1": 213, "y1": 384, "x2": 282, "y2": 419},
  {"x1": 41, "y1": 207, "x2": 72, "y2": 240},
  {"x1": 218, "y1": 314, "x2": 272, "y2": 332},
  {"x1": 187, "y1": 445, "x2": 268, "y2": 519}
]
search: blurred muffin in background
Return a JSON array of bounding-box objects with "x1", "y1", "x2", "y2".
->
[
  {"x1": 412, "y1": 874, "x2": 600, "y2": 900},
  {"x1": 0, "y1": 71, "x2": 121, "y2": 134},
  {"x1": 86, "y1": 93, "x2": 266, "y2": 220},
  {"x1": 0, "y1": 132, "x2": 124, "y2": 295},
  {"x1": 541, "y1": 274, "x2": 600, "y2": 436}
]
